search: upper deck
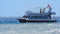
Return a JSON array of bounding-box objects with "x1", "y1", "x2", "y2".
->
[{"x1": 22, "y1": 4, "x2": 56, "y2": 19}]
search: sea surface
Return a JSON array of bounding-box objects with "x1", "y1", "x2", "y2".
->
[
  {"x1": 0, "y1": 22, "x2": 60, "y2": 34},
  {"x1": 0, "y1": 18, "x2": 60, "y2": 34}
]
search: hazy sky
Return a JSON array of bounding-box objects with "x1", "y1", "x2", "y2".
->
[{"x1": 0, "y1": 0, "x2": 60, "y2": 17}]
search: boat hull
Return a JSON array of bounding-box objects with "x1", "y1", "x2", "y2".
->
[{"x1": 18, "y1": 19, "x2": 57, "y2": 23}]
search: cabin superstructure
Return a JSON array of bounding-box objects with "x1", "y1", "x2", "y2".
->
[{"x1": 18, "y1": 4, "x2": 57, "y2": 22}]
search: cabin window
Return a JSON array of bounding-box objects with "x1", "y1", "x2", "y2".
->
[
  {"x1": 23, "y1": 16, "x2": 30, "y2": 18},
  {"x1": 30, "y1": 16, "x2": 48, "y2": 19}
]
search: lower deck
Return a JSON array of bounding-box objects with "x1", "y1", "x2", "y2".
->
[{"x1": 18, "y1": 19, "x2": 57, "y2": 23}]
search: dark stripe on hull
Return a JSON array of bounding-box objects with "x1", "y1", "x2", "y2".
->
[
  {"x1": 18, "y1": 19, "x2": 27, "y2": 23},
  {"x1": 18, "y1": 19, "x2": 57, "y2": 23},
  {"x1": 27, "y1": 20, "x2": 56, "y2": 22}
]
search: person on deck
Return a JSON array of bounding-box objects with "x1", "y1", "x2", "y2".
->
[{"x1": 47, "y1": 4, "x2": 52, "y2": 19}]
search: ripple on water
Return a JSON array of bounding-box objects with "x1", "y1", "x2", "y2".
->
[{"x1": 0, "y1": 23, "x2": 60, "y2": 34}]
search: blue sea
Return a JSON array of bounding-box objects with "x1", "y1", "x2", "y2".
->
[{"x1": 0, "y1": 18, "x2": 60, "y2": 34}]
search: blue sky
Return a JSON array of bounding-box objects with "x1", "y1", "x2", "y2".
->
[{"x1": 0, "y1": 0, "x2": 60, "y2": 17}]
